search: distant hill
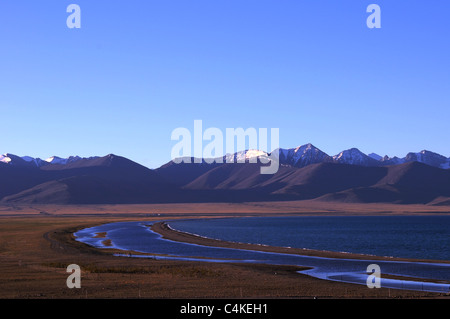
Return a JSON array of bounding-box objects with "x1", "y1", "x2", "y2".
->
[
  {"x1": 1, "y1": 154, "x2": 176, "y2": 204},
  {"x1": 1, "y1": 146, "x2": 449, "y2": 205}
]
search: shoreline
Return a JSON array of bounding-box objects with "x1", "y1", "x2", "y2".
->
[
  {"x1": 73, "y1": 220, "x2": 450, "y2": 292},
  {"x1": 151, "y1": 221, "x2": 450, "y2": 265}
]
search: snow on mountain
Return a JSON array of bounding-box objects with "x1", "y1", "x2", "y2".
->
[
  {"x1": 404, "y1": 150, "x2": 449, "y2": 169},
  {"x1": 268, "y1": 146, "x2": 448, "y2": 169},
  {"x1": 377, "y1": 150, "x2": 450, "y2": 169},
  {"x1": 0, "y1": 154, "x2": 12, "y2": 164},
  {"x1": 332, "y1": 148, "x2": 379, "y2": 166},
  {"x1": 2, "y1": 147, "x2": 449, "y2": 171},
  {"x1": 1, "y1": 154, "x2": 91, "y2": 167},
  {"x1": 0, "y1": 154, "x2": 32, "y2": 167},
  {"x1": 277, "y1": 143, "x2": 333, "y2": 168},
  {"x1": 224, "y1": 149, "x2": 269, "y2": 163},
  {"x1": 45, "y1": 155, "x2": 83, "y2": 165}
]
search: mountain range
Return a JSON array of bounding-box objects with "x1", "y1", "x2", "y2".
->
[{"x1": 1, "y1": 144, "x2": 449, "y2": 205}]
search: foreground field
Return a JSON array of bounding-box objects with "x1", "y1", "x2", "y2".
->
[{"x1": 0, "y1": 201, "x2": 449, "y2": 299}]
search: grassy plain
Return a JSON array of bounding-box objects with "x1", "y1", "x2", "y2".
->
[{"x1": 0, "y1": 200, "x2": 449, "y2": 299}]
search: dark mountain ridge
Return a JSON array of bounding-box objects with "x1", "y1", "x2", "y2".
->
[{"x1": 1, "y1": 150, "x2": 449, "y2": 205}]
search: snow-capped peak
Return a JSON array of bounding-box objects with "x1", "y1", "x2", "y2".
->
[
  {"x1": 45, "y1": 155, "x2": 82, "y2": 165},
  {"x1": 278, "y1": 143, "x2": 332, "y2": 168},
  {"x1": 333, "y1": 148, "x2": 379, "y2": 166},
  {"x1": 1, "y1": 153, "x2": 26, "y2": 165},
  {"x1": 0, "y1": 153, "x2": 47, "y2": 167},
  {"x1": 243, "y1": 149, "x2": 268, "y2": 158},
  {"x1": 292, "y1": 143, "x2": 318, "y2": 156},
  {"x1": 0, "y1": 154, "x2": 12, "y2": 164},
  {"x1": 405, "y1": 150, "x2": 448, "y2": 169},
  {"x1": 333, "y1": 148, "x2": 362, "y2": 160},
  {"x1": 225, "y1": 149, "x2": 269, "y2": 163},
  {"x1": 0, "y1": 154, "x2": 89, "y2": 167}
]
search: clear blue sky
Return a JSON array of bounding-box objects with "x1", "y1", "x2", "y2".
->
[{"x1": 1, "y1": 1, "x2": 449, "y2": 168}]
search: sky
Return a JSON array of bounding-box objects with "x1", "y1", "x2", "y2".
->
[{"x1": 0, "y1": 1, "x2": 449, "y2": 168}]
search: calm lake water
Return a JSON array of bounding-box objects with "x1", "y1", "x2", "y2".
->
[
  {"x1": 168, "y1": 216, "x2": 450, "y2": 261},
  {"x1": 74, "y1": 216, "x2": 450, "y2": 293}
]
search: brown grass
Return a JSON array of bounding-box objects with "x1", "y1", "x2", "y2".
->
[{"x1": 0, "y1": 201, "x2": 449, "y2": 299}]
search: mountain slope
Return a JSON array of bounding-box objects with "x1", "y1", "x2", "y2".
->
[
  {"x1": 317, "y1": 162, "x2": 450, "y2": 204},
  {"x1": 333, "y1": 148, "x2": 380, "y2": 167},
  {"x1": 0, "y1": 163, "x2": 51, "y2": 199},
  {"x1": 404, "y1": 150, "x2": 450, "y2": 169},
  {"x1": 2, "y1": 148, "x2": 450, "y2": 205},
  {"x1": 0, "y1": 154, "x2": 175, "y2": 204},
  {"x1": 156, "y1": 157, "x2": 229, "y2": 187},
  {"x1": 276, "y1": 143, "x2": 333, "y2": 168},
  {"x1": 268, "y1": 163, "x2": 387, "y2": 198},
  {"x1": 2, "y1": 180, "x2": 71, "y2": 204},
  {"x1": 184, "y1": 160, "x2": 450, "y2": 204},
  {"x1": 185, "y1": 162, "x2": 388, "y2": 199}
]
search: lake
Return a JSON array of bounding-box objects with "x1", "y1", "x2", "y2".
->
[
  {"x1": 168, "y1": 215, "x2": 450, "y2": 261},
  {"x1": 74, "y1": 215, "x2": 450, "y2": 293}
]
